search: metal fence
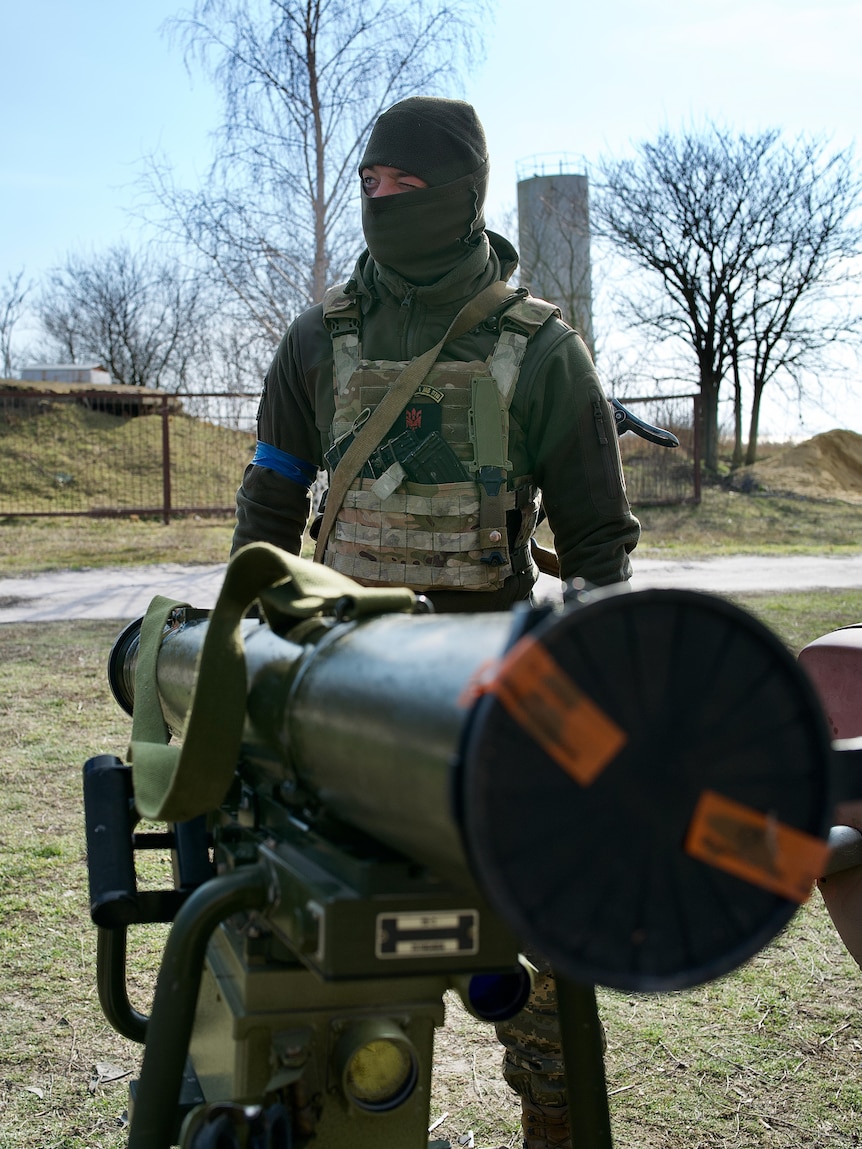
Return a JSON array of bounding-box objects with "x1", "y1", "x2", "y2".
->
[
  {"x1": 616, "y1": 393, "x2": 702, "y2": 506},
  {"x1": 0, "y1": 388, "x2": 700, "y2": 521},
  {"x1": 0, "y1": 390, "x2": 258, "y2": 520}
]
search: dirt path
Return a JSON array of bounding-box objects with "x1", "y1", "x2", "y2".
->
[{"x1": 2, "y1": 553, "x2": 862, "y2": 622}]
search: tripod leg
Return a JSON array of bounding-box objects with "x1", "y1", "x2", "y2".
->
[{"x1": 554, "y1": 975, "x2": 613, "y2": 1149}]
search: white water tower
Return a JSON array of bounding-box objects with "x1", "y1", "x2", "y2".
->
[{"x1": 516, "y1": 155, "x2": 593, "y2": 354}]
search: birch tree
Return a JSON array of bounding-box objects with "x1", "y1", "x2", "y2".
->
[
  {"x1": 0, "y1": 269, "x2": 31, "y2": 378},
  {"x1": 150, "y1": 0, "x2": 486, "y2": 353}
]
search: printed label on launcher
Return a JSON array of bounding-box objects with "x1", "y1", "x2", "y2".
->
[{"x1": 375, "y1": 910, "x2": 479, "y2": 958}]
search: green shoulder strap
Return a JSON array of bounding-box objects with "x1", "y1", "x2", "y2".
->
[
  {"x1": 322, "y1": 283, "x2": 362, "y2": 396},
  {"x1": 128, "y1": 543, "x2": 415, "y2": 823},
  {"x1": 488, "y1": 294, "x2": 560, "y2": 406}
]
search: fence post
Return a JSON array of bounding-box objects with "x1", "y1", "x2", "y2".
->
[{"x1": 161, "y1": 396, "x2": 172, "y2": 525}]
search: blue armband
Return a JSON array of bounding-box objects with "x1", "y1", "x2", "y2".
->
[{"x1": 251, "y1": 441, "x2": 318, "y2": 490}]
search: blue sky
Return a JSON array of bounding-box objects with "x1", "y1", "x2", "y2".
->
[
  {"x1": 3, "y1": 0, "x2": 861, "y2": 434},
  {"x1": 475, "y1": 0, "x2": 860, "y2": 222}
]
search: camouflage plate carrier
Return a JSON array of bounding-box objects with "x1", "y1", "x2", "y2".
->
[{"x1": 321, "y1": 285, "x2": 559, "y2": 592}]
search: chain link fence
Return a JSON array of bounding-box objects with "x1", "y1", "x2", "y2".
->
[{"x1": 0, "y1": 388, "x2": 700, "y2": 520}]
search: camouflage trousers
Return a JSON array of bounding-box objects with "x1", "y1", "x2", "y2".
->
[
  {"x1": 495, "y1": 955, "x2": 607, "y2": 1106},
  {"x1": 494, "y1": 955, "x2": 568, "y2": 1106}
]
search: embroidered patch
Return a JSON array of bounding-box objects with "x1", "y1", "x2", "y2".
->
[
  {"x1": 389, "y1": 401, "x2": 442, "y2": 440},
  {"x1": 415, "y1": 384, "x2": 445, "y2": 404}
]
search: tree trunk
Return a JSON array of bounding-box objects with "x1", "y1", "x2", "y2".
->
[
  {"x1": 307, "y1": 2, "x2": 329, "y2": 303},
  {"x1": 745, "y1": 383, "x2": 765, "y2": 466},
  {"x1": 729, "y1": 342, "x2": 743, "y2": 468},
  {"x1": 700, "y1": 380, "x2": 721, "y2": 474}
]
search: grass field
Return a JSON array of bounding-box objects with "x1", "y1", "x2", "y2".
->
[
  {"x1": 4, "y1": 599, "x2": 862, "y2": 1148},
  {"x1": 0, "y1": 402, "x2": 255, "y2": 519},
  {"x1": 3, "y1": 500, "x2": 862, "y2": 1148},
  {"x1": 3, "y1": 484, "x2": 862, "y2": 578}
]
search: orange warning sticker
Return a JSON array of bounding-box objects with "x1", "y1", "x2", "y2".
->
[
  {"x1": 686, "y1": 790, "x2": 829, "y2": 904},
  {"x1": 489, "y1": 635, "x2": 627, "y2": 785}
]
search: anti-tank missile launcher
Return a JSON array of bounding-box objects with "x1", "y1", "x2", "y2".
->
[{"x1": 84, "y1": 543, "x2": 859, "y2": 1148}]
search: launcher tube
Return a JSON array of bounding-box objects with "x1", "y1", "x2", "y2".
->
[{"x1": 144, "y1": 610, "x2": 519, "y2": 886}]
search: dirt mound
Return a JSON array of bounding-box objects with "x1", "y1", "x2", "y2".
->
[{"x1": 732, "y1": 429, "x2": 862, "y2": 503}]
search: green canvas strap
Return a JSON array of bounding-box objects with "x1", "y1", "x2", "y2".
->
[
  {"x1": 322, "y1": 284, "x2": 363, "y2": 396},
  {"x1": 129, "y1": 593, "x2": 189, "y2": 757},
  {"x1": 487, "y1": 295, "x2": 560, "y2": 405},
  {"x1": 470, "y1": 374, "x2": 513, "y2": 561},
  {"x1": 128, "y1": 543, "x2": 415, "y2": 823},
  {"x1": 313, "y1": 280, "x2": 516, "y2": 565}
]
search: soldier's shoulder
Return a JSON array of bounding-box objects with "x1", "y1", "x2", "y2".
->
[
  {"x1": 504, "y1": 292, "x2": 561, "y2": 332},
  {"x1": 321, "y1": 282, "x2": 359, "y2": 320},
  {"x1": 282, "y1": 300, "x2": 329, "y2": 351},
  {"x1": 515, "y1": 308, "x2": 598, "y2": 392},
  {"x1": 517, "y1": 303, "x2": 582, "y2": 354},
  {"x1": 272, "y1": 301, "x2": 331, "y2": 379},
  {"x1": 291, "y1": 299, "x2": 328, "y2": 335}
]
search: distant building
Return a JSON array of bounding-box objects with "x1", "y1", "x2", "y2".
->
[
  {"x1": 20, "y1": 363, "x2": 112, "y2": 386},
  {"x1": 516, "y1": 155, "x2": 594, "y2": 354},
  {"x1": 2, "y1": 370, "x2": 180, "y2": 417}
]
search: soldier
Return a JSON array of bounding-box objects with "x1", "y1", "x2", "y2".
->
[{"x1": 233, "y1": 96, "x2": 640, "y2": 1149}]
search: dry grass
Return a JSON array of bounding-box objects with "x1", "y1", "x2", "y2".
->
[
  {"x1": 632, "y1": 487, "x2": 862, "y2": 558},
  {"x1": 432, "y1": 902, "x2": 862, "y2": 1149},
  {"x1": 3, "y1": 484, "x2": 862, "y2": 580},
  {"x1": 2, "y1": 412, "x2": 862, "y2": 577},
  {"x1": 0, "y1": 622, "x2": 145, "y2": 1149},
  {"x1": 0, "y1": 516, "x2": 236, "y2": 577},
  {"x1": 731, "y1": 431, "x2": 862, "y2": 505},
  {"x1": 0, "y1": 402, "x2": 254, "y2": 517},
  {"x1": 3, "y1": 422, "x2": 862, "y2": 1146}
]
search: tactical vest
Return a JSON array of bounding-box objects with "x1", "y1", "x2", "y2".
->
[{"x1": 321, "y1": 285, "x2": 558, "y2": 592}]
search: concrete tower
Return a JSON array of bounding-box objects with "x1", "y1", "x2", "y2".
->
[{"x1": 516, "y1": 155, "x2": 593, "y2": 354}]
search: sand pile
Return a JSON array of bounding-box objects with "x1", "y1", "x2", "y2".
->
[{"x1": 734, "y1": 429, "x2": 862, "y2": 503}]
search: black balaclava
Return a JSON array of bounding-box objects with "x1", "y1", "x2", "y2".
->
[{"x1": 359, "y1": 97, "x2": 490, "y2": 286}]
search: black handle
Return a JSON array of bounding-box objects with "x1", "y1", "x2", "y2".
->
[
  {"x1": 83, "y1": 755, "x2": 139, "y2": 928},
  {"x1": 610, "y1": 398, "x2": 680, "y2": 448}
]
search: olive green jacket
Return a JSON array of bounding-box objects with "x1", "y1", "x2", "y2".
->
[{"x1": 233, "y1": 232, "x2": 640, "y2": 603}]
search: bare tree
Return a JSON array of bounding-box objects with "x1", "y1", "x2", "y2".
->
[
  {"x1": 594, "y1": 128, "x2": 862, "y2": 472},
  {"x1": 148, "y1": 0, "x2": 486, "y2": 343},
  {"x1": 731, "y1": 140, "x2": 862, "y2": 464},
  {"x1": 0, "y1": 269, "x2": 31, "y2": 378},
  {"x1": 37, "y1": 244, "x2": 208, "y2": 390}
]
